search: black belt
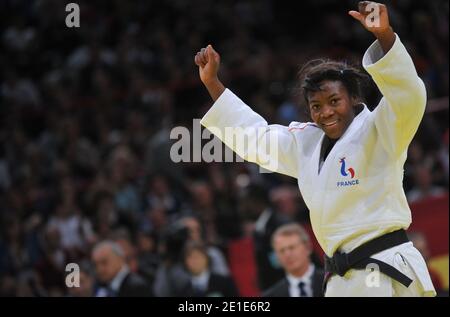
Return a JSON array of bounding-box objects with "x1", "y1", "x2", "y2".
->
[{"x1": 323, "y1": 229, "x2": 413, "y2": 291}]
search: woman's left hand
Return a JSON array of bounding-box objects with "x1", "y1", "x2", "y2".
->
[
  {"x1": 349, "y1": 1, "x2": 391, "y2": 37},
  {"x1": 349, "y1": 1, "x2": 395, "y2": 53}
]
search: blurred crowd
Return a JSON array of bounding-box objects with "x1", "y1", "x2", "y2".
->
[{"x1": 0, "y1": 0, "x2": 448, "y2": 297}]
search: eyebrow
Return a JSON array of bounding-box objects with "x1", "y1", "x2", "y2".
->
[
  {"x1": 328, "y1": 93, "x2": 339, "y2": 99},
  {"x1": 309, "y1": 92, "x2": 340, "y2": 104}
]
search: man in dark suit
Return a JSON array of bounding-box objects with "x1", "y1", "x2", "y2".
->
[
  {"x1": 92, "y1": 240, "x2": 153, "y2": 297},
  {"x1": 263, "y1": 224, "x2": 324, "y2": 297}
]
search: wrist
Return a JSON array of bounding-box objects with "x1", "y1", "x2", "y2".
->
[
  {"x1": 373, "y1": 26, "x2": 394, "y2": 40},
  {"x1": 204, "y1": 78, "x2": 225, "y2": 102},
  {"x1": 203, "y1": 76, "x2": 220, "y2": 87}
]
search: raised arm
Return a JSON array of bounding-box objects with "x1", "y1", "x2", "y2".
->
[
  {"x1": 350, "y1": 2, "x2": 427, "y2": 157},
  {"x1": 194, "y1": 45, "x2": 301, "y2": 178},
  {"x1": 194, "y1": 45, "x2": 225, "y2": 102}
]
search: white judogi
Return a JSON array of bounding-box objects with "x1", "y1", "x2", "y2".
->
[{"x1": 200, "y1": 34, "x2": 436, "y2": 296}]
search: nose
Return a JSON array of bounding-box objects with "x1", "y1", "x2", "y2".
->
[{"x1": 320, "y1": 104, "x2": 334, "y2": 119}]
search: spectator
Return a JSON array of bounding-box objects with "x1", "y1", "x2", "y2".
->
[
  {"x1": 181, "y1": 216, "x2": 230, "y2": 276},
  {"x1": 407, "y1": 165, "x2": 446, "y2": 203},
  {"x1": 183, "y1": 241, "x2": 238, "y2": 297},
  {"x1": 136, "y1": 229, "x2": 161, "y2": 286},
  {"x1": 92, "y1": 240, "x2": 152, "y2": 297},
  {"x1": 263, "y1": 223, "x2": 324, "y2": 297},
  {"x1": 34, "y1": 224, "x2": 67, "y2": 296}
]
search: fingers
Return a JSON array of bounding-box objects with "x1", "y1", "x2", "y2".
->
[
  {"x1": 358, "y1": 1, "x2": 369, "y2": 14},
  {"x1": 194, "y1": 53, "x2": 202, "y2": 67},
  {"x1": 194, "y1": 49, "x2": 208, "y2": 68},
  {"x1": 206, "y1": 45, "x2": 214, "y2": 62},
  {"x1": 348, "y1": 10, "x2": 364, "y2": 23},
  {"x1": 357, "y1": 1, "x2": 385, "y2": 15},
  {"x1": 200, "y1": 48, "x2": 208, "y2": 64},
  {"x1": 194, "y1": 53, "x2": 204, "y2": 67},
  {"x1": 207, "y1": 45, "x2": 220, "y2": 63},
  {"x1": 351, "y1": 1, "x2": 388, "y2": 30},
  {"x1": 194, "y1": 45, "x2": 220, "y2": 67}
]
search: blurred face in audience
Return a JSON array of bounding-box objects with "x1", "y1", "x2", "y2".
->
[
  {"x1": 92, "y1": 246, "x2": 124, "y2": 283},
  {"x1": 137, "y1": 232, "x2": 156, "y2": 253},
  {"x1": 414, "y1": 165, "x2": 432, "y2": 190},
  {"x1": 185, "y1": 249, "x2": 209, "y2": 276},
  {"x1": 270, "y1": 187, "x2": 299, "y2": 218},
  {"x1": 183, "y1": 217, "x2": 202, "y2": 242},
  {"x1": 273, "y1": 233, "x2": 311, "y2": 277},
  {"x1": 191, "y1": 183, "x2": 213, "y2": 208}
]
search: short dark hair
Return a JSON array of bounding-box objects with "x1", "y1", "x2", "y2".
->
[{"x1": 297, "y1": 59, "x2": 370, "y2": 105}]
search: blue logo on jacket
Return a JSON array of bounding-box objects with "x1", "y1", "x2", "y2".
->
[{"x1": 337, "y1": 157, "x2": 359, "y2": 187}]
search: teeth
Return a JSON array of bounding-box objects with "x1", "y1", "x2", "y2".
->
[{"x1": 323, "y1": 121, "x2": 338, "y2": 126}]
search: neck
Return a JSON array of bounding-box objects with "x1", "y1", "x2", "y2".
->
[{"x1": 289, "y1": 263, "x2": 310, "y2": 278}]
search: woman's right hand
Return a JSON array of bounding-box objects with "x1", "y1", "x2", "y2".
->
[{"x1": 194, "y1": 45, "x2": 221, "y2": 85}]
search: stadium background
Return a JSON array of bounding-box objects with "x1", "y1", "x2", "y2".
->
[{"x1": 0, "y1": 0, "x2": 448, "y2": 296}]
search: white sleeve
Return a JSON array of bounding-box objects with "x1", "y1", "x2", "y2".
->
[
  {"x1": 200, "y1": 89, "x2": 299, "y2": 178},
  {"x1": 363, "y1": 34, "x2": 427, "y2": 158}
]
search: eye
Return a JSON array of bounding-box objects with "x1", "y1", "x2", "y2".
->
[
  {"x1": 330, "y1": 98, "x2": 340, "y2": 105},
  {"x1": 310, "y1": 104, "x2": 320, "y2": 111}
]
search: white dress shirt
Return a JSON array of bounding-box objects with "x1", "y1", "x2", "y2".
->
[{"x1": 286, "y1": 264, "x2": 315, "y2": 297}]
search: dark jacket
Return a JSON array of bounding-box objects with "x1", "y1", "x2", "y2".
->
[
  {"x1": 116, "y1": 272, "x2": 153, "y2": 297},
  {"x1": 262, "y1": 266, "x2": 325, "y2": 297},
  {"x1": 187, "y1": 273, "x2": 239, "y2": 297}
]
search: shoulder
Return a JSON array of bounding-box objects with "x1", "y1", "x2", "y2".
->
[
  {"x1": 262, "y1": 278, "x2": 288, "y2": 297},
  {"x1": 311, "y1": 266, "x2": 326, "y2": 297},
  {"x1": 120, "y1": 273, "x2": 153, "y2": 297},
  {"x1": 287, "y1": 121, "x2": 323, "y2": 150},
  {"x1": 287, "y1": 121, "x2": 320, "y2": 133},
  {"x1": 313, "y1": 266, "x2": 325, "y2": 279}
]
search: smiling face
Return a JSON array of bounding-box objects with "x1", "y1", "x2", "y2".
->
[{"x1": 308, "y1": 80, "x2": 356, "y2": 139}]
